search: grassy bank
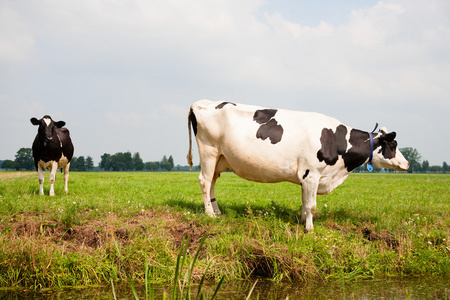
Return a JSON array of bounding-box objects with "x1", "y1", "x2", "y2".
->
[{"x1": 0, "y1": 171, "x2": 449, "y2": 289}]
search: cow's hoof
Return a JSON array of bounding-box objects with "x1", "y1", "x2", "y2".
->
[
  {"x1": 305, "y1": 222, "x2": 314, "y2": 233},
  {"x1": 205, "y1": 211, "x2": 216, "y2": 218}
]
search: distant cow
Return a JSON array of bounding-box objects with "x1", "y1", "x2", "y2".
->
[
  {"x1": 187, "y1": 100, "x2": 409, "y2": 231},
  {"x1": 30, "y1": 115, "x2": 74, "y2": 196}
]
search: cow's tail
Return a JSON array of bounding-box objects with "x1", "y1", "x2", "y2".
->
[{"x1": 187, "y1": 107, "x2": 195, "y2": 170}]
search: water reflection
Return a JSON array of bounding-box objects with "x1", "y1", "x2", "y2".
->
[{"x1": 1, "y1": 276, "x2": 448, "y2": 299}]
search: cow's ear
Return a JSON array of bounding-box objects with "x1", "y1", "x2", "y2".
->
[
  {"x1": 54, "y1": 121, "x2": 66, "y2": 128},
  {"x1": 30, "y1": 118, "x2": 39, "y2": 125},
  {"x1": 381, "y1": 132, "x2": 396, "y2": 143}
]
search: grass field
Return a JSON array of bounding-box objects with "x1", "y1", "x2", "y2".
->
[{"x1": 0, "y1": 171, "x2": 449, "y2": 289}]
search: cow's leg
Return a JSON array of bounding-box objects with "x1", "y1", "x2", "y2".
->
[
  {"x1": 301, "y1": 177, "x2": 319, "y2": 232},
  {"x1": 37, "y1": 166, "x2": 45, "y2": 195},
  {"x1": 209, "y1": 156, "x2": 229, "y2": 215},
  {"x1": 48, "y1": 161, "x2": 58, "y2": 196},
  {"x1": 210, "y1": 173, "x2": 221, "y2": 214},
  {"x1": 198, "y1": 152, "x2": 220, "y2": 217},
  {"x1": 199, "y1": 171, "x2": 215, "y2": 217},
  {"x1": 63, "y1": 162, "x2": 70, "y2": 194}
]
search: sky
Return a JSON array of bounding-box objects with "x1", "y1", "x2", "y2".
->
[{"x1": 1, "y1": 0, "x2": 449, "y2": 166}]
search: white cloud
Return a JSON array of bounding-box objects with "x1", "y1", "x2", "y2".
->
[
  {"x1": 163, "y1": 103, "x2": 187, "y2": 118},
  {"x1": 104, "y1": 111, "x2": 145, "y2": 128},
  {"x1": 348, "y1": 1, "x2": 405, "y2": 47}
]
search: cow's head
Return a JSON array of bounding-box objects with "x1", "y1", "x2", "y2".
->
[
  {"x1": 371, "y1": 127, "x2": 409, "y2": 172},
  {"x1": 30, "y1": 115, "x2": 66, "y2": 144}
]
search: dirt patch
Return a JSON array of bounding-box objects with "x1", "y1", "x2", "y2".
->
[
  {"x1": 323, "y1": 220, "x2": 354, "y2": 235},
  {"x1": 0, "y1": 171, "x2": 35, "y2": 180},
  {"x1": 361, "y1": 227, "x2": 399, "y2": 249},
  {"x1": 0, "y1": 210, "x2": 209, "y2": 253},
  {"x1": 169, "y1": 221, "x2": 209, "y2": 252},
  {"x1": 324, "y1": 221, "x2": 399, "y2": 250}
]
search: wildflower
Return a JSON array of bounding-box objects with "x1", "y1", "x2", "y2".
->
[{"x1": 427, "y1": 241, "x2": 432, "y2": 245}]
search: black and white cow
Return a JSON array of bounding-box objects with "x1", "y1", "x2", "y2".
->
[
  {"x1": 31, "y1": 115, "x2": 74, "y2": 196},
  {"x1": 187, "y1": 100, "x2": 409, "y2": 231}
]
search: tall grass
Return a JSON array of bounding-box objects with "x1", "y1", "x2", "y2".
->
[{"x1": 0, "y1": 171, "x2": 449, "y2": 291}]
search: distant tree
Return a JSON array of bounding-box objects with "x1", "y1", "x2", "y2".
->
[
  {"x1": 161, "y1": 155, "x2": 168, "y2": 171},
  {"x1": 14, "y1": 148, "x2": 34, "y2": 170},
  {"x1": 160, "y1": 155, "x2": 174, "y2": 171},
  {"x1": 78, "y1": 156, "x2": 86, "y2": 171},
  {"x1": 70, "y1": 157, "x2": 78, "y2": 170},
  {"x1": 145, "y1": 161, "x2": 160, "y2": 171},
  {"x1": 71, "y1": 156, "x2": 86, "y2": 171},
  {"x1": 400, "y1": 147, "x2": 422, "y2": 173},
  {"x1": 168, "y1": 155, "x2": 174, "y2": 171},
  {"x1": 1, "y1": 160, "x2": 17, "y2": 170},
  {"x1": 429, "y1": 165, "x2": 443, "y2": 173},
  {"x1": 110, "y1": 152, "x2": 133, "y2": 171},
  {"x1": 443, "y1": 162, "x2": 449, "y2": 173},
  {"x1": 422, "y1": 160, "x2": 429, "y2": 173},
  {"x1": 86, "y1": 156, "x2": 94, "y2": 171},
  {"x1": 123, "y1": 152, "x2": 133, "y2": 170},
  {"x1": 110, "y1": 153, "x2": 123, "y2": 171},
  {"x1": 99, "y1": 153, "x2": 112, "y2": 171},
  {"x1": 133, "y1": 152, "x2": 144, "y2": 171}
]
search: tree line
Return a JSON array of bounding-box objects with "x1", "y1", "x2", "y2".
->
[
  {"x1": 1, "y1": 148, "x2": 176, "y2": 171},
  {"x1": 1, "y1": 147, "x2": 449, "y2": 173},
  {"x1": 0, "y1": 148, "x2": 96, "y2": 171},
  {"x1": 98, "y1": 152, "x2": 174, "y2": 171}
]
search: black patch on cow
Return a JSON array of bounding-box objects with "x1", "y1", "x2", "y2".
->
[
  {"x1": 189, "y1": 108, "x2": 198, "y2": 136},
  {"x1": 253, "y1": 109, "x2": 284, "y2": 144},
  {"x1": 379, "y1": 132, "x2": 397, "y2": 159},
  {"x1": 302, "y1": 169, "x2": 310, "y2": 180},
  {"x1": 317, "y1": 125, "x2": 348, "y2": 166},
  {"x1": 215, "y1": 102, "x2": 237, "y2": 109},
  {"x1": 341, "y1": 129, "x2": 371, "y2": 172},
  {"x1": 253, "y1": 109, "x2": 277, "y2": 124},
  {"x1": 256, "y1": 119, "x2": 283, "y2": 144}
]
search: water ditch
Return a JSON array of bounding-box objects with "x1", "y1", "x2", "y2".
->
[{"x1": 1, "y1": 276, "x2": 449, "y2": 299}]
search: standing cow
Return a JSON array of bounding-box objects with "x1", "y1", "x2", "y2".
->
[
  {"x1": 187, "y1": 100, "x2": 409, "y2": 232},
  {"x1": 30, "y1": 115, "x2": 74, "y2": 196}
]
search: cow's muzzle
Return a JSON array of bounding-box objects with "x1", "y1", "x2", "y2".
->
[{"x1": 396, "y1": 161, "x2": 409, "y2": 172}]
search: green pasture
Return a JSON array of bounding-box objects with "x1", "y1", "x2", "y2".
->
[{"x1": 0, "y1": 171, "x2": 449, "y2": 289}]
